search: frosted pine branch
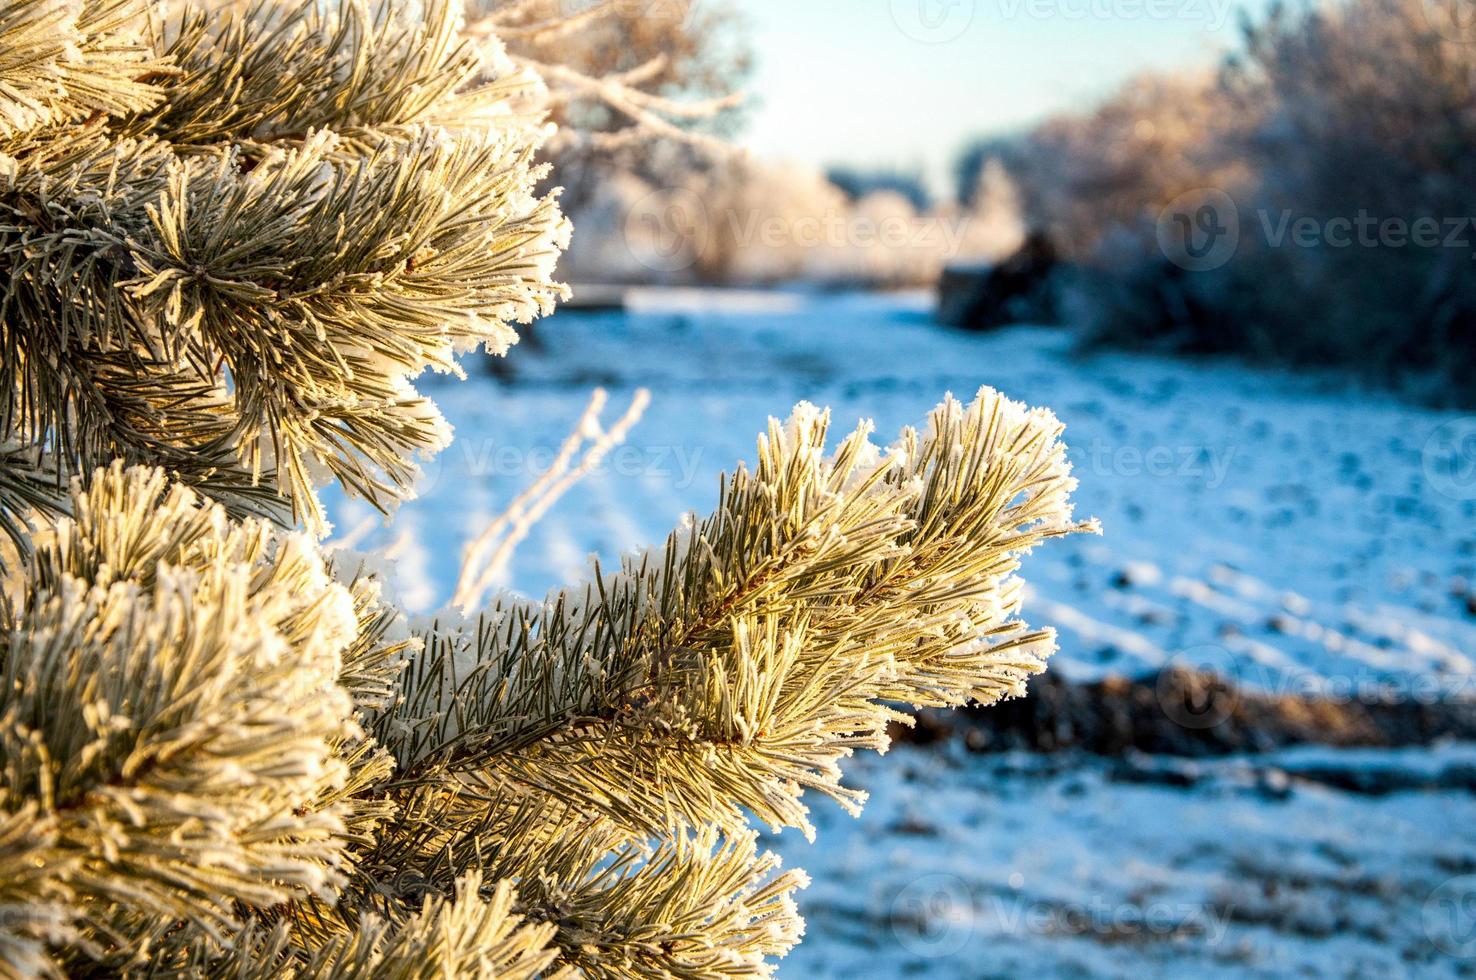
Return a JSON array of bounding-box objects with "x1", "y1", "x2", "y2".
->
[
  {"x1": 380, "y1": 388, "x2": 1097, "y2": 841},
  {"x1": 0, "y1": 1, "x2": 1096, "y2": 974}
]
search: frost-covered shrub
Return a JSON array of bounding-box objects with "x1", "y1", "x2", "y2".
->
[
  {"x1": 1214, "y1": 0, "x2": 1476, "y2": 391},
  {"x1": 1002, "y1": 0, "x2": 1476, "y2": 397},
  {"x1": 957, "y1": 70, "x2": 1250, "y2": 262}
]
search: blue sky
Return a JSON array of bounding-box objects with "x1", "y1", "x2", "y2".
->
[{"x1": 732, "y1": 0, "x2": 1273, "y2": 194}]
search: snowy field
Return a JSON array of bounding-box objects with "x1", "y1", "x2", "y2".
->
[{"x1": 325, "y1": 290, "x2": 1476, "y2": 977}]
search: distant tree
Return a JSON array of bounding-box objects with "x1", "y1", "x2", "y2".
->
[
  {"x1": 475, "y1": 0, "x2": 752, "y2": 212},
  {"x1": 954, "y1": 133, "x2": 1030, "y2": 208},
  {"x1": 826, "y1": 165, "x2": 932, "y2": 211}
]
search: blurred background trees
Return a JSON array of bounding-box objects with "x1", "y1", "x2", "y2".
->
[
  {"x1": 531, "y1": 0, "x2": 1473, "y2": 402},
  {"x1": 950, "y1": 0, "x2": 1476, "y2": 401}
]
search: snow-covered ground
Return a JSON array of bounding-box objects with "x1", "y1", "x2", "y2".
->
[
  {"x1": 325, "y1": 289, "x2": 1476, "y2": 977},
  {"x1": 770, "y1": 743, "x2": 1476, "y2": 978}
]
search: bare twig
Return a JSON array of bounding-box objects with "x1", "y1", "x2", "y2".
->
[{"x1": 453, "y1": 387, "x2": 651, "y2": 611}]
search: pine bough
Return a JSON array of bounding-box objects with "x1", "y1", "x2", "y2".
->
[{"x1": 0, "y1": 0, "x2": 1096, "y2": 975}]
